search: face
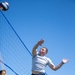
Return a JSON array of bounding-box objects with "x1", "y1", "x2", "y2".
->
[
  {"x1": 39, "y1": 47, "x2": 47, "y2": 56},
  {"x1": 2, "y1": 71, "x2": 6, "y2": 75},
  {"x1": 0, "y1": 6, "x2": 3, "y2": 10}
]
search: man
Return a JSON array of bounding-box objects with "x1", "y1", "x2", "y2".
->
[
  {"x1": 0, "y1": 70, "x2": 6, "y2": 75},
  {"x1": 32, "y1": 39, "x2": 69, "y2": 75}
]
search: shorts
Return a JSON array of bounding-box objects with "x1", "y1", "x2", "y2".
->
[{"x1": 31, "y1": 73, "x2": 45, "y2": 75}]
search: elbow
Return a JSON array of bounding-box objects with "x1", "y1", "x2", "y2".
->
[
  {"x1": 50, "y1": 65, "x2": 58, "y2": 71},
  {"x1": 51, "y1": 67, "x2": 58, "y2": 71},
  {"x1": 52, "y1": 68, "x2": 57, "y2": 71},
  {"x1": 53, "y1": 69, "x2": 57, "y2": 71}
]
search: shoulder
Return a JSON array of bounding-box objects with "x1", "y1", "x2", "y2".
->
[
  {"x1": 32, "y1": 51, "x2": 39, "y2": 58},
  {"x1": 32, "y1": 49, "x2": 38, "y2": 56},
  {"x1": 45, "y1": 57, "x2": 54, "y2": 64}
]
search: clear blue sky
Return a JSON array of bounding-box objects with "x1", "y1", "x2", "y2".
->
[{"x1": 0, "y1": 0, "x2": 75, "y2": 75}]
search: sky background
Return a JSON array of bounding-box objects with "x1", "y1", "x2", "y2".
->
[{"x1": 0, "y1": 0, "x2": 75, "y2": 75}]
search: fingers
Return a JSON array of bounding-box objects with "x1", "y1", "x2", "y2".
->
[
  {"x1": 38, "y1": 39, "x2": 44, "y2": 46},
  {"x1": 62, "y1": 59, "x2": 69, "y2": 64},
  {"x1": 40, "y1": 39, "x2": 44, "y2": 43}
]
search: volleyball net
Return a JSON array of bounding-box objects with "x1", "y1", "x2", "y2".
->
[{"x1": 0, "y1": 11, "x2": 32, "y2": 75}]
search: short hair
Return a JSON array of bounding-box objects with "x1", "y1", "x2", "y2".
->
[{"x1": 42, "y1": 47, "x2": 48, "y2": 54}]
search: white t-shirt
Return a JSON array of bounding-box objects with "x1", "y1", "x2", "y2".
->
[{"x1": 32, "y1": 52, "x2": 55, "y2": 73}]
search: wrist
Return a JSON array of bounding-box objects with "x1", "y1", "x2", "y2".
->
[{"x1": 61, "y1": 61, "x2": 64, "y2": 64}]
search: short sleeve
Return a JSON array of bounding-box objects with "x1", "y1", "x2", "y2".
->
[{"x1": 47, "y1": 58, "x2": 55, "y2": 67}]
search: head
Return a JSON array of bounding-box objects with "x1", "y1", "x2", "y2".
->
[
  {"x1": 0, "y1": 6, "x2": 3, "y2": 10},
  {"x1": 39, "y1": 47, "x2": 48, "y2": 56},
  {"x1": 0, "y1": 70, "x2": 6, "y2": 75}
]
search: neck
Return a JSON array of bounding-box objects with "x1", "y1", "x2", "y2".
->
[{"x1": 39, "y1": 53, "x2": 45, "y2": 56}]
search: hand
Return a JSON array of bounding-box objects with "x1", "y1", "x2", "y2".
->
[
  {"x1": 62, "y1": 59, "x2": 69, "y2": 64},
  {"x1": 37, "y1": 39, "x2": 44, "y2": 46}
]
